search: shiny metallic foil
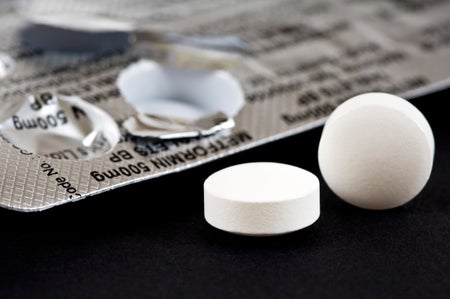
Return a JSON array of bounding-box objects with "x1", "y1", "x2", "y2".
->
[{"x1": 1, "y1": 0, "x2": 450, "y2": 211}]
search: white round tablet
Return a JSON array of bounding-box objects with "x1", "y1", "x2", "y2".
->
[
  {"x1": 204, "y1": 162, "x2": 320, "y2": 236},
  {"x1": 318, "y1": 92, "x2": 434, "y2": 210}
]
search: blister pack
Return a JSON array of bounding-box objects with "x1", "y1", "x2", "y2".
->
[{"x1": 1, "y1": 0, "x2": 450, "y2": 211}]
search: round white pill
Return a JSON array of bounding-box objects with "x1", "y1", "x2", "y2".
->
[
  {"x1": 204, "y1": 162, "x2": 320, "y2": 236},
  {"x1": 318, "y1": 92, "x2": 434, "y2": 210}
]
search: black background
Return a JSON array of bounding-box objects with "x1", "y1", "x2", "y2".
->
[{"x1": 0, "y1": 87, "x2": 449, "y2": 299}]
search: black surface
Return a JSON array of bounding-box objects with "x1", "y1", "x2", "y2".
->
[{"x1": 0, "y1": 88, "x2": 449, "y2": 299}]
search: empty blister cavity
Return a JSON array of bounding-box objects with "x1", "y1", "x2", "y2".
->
[
  {"x1": 20, "y1": 12, "x2": 246, "y2": 55},
  {"x1": 20, "y1": 13, "x2": 134, "y2": 53},
  {"x1": 0, "y1": 92, "x2": 120, "y2": 160},
  {"x1": 19, "y1": 12, "x2": 258, "y2": 76},
  {"x1": 117, "y1": 59, "x2": 245, "y2": 139}
]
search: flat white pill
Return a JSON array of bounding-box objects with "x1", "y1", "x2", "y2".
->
[
  {"x1": 318, "y1": 92, "x2": 434, "y2": 210},
  {"x1": 204, "y1": 162, "x2": 320, "y2": 236}
]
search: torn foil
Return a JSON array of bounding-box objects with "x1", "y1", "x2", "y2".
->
[
  {"x1": 1, "y1": 0, "x2": 450, "y2": 211},
  {"x1": 0, "y1": 92, "x2": 120, "y2": 160},
  {"x1": 117, "y1": 58, "x2": 245, "y2": 139}
]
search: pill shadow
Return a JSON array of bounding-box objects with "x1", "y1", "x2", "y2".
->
[
  {"x1": 0, "y1": 87, "x2": 447, "y2": 248},
  {"x1": 201, "y1": 220, "x2": 322, "y2": 251},
  {"x1": 0, "y1": 125, "x2": 323, "y2": 253}
]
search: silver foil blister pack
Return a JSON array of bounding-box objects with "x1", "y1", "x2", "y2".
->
[{"x1": 1, "y1": 0, "x2": 450, "y2": 211}]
